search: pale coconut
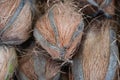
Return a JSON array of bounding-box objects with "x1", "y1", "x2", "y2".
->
[{"x1": 0, "y1": 45, "x2": 18, "y2": 80}]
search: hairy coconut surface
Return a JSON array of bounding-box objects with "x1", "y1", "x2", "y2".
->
[
  {"x1": 18, "y1": 54, "x2": 37, "y2": 80},
  {"x1": 72, "y1": 18, "x2": 119, "y2": 80},
  {"x1": 34, "y1": 0, "x2": 84, "y2": 60},
  {"x1": 74, "y1": 0, "x2": 115, "y2": 18},
  {"x1": 0, "y1": 45, "x2": 18, "y2": 80},
  {"x1": 17, "y1": 46, "x2": 61, "y2": 80},
  {"x1": 0, "y1": 0, "x2": 32, "y2": 45},
  {"x1": 0, "y1": 0, "x2": 20, "y2": 30}
]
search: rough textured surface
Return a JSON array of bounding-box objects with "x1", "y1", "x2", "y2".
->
[
  {"x1": 72, "y1": 18, "x2": 118, "y2": 80},
  {"x1": 17, "y1": 46, "x2": 61, "y2": 80},
  {"x1": 0, "y1": 0, "x2": 32, "y2": 45},
  {"x1": 34, "y1": 0, "x2": 84, "y2": 60},
  {"x1": 82, "y1": 19, "x2": 110, "y2": 80},
  {"x1": 0, "y1": 46, "x2": 17, "y2": 80},
  {"x1": 75, "y1": 0, "x2": 114, "y2": 18},
  {"x1": 0, "y1": 0, "x2": 20, "y2": 30}
]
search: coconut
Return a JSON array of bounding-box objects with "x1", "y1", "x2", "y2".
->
[
  {"x1": 17, "y1": 46, "x2": 61, "y2": 80},
  {"x1": 0, "y1": 0, "x2": 32, "y2": 45},
  {"x1": 0, "y1": 45, "x2": 18, "y2": 80},
  {"x1": 34, "y1": 0, "x2": 84, "y2": 60},
  {"x1": 72, "y1": 19, "x2": 119, "y2": 80}
]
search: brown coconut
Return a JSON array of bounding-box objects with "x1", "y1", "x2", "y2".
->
[
  {"x1": 0, "y1": 0, "x2": 32, "y2": 45},
  {"x1": 72, "y1": 19, "x2": 119, "y2": 80},
  {"x1": 17, "y1": 46, "x2": 61, "y2": 80},
  {"x1": 34, "y1": 0, "x2": 84, "y2": 60},
  {"x1": 0, "y1": 45, "x2": 18, "y2": 80}
]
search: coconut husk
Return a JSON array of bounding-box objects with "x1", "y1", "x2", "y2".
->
[
  {"x1": 72, "y1": 18, "x2": 119, "y2": 80},
  {"x1": 0, "y1": 45, "x2": 18, "y2": 80},
  {"x1": 74, "y1": 0, "x2": 98, "y2": 17},
  {"x1": 17, "y1": 54, "x2": 37, "y2": 80},
  {"x1": 34, "y1": 0, "x2": 84, "y2": 60},
  {"x1": 17, "y1": 46, "x2": 61, "y2": 80},
  {"x1": 75, "y1": 0, "x2": 115, "y2": 18},
  {"x1": 0, "y1": 0, "x2": 32, "y2": 45}
]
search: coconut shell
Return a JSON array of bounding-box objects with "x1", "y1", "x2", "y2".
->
[
  {"x1": 34, "y1": 0, "x2": 84, "y2": 60},
  {"x1": 0, "y1": 0, "x2": 32, "y2": 45},
  {"x1": 17, "y1": 47, "x2": 61, "y2": 80},
  {"x1": 72, "y1": 19, "x2": 119, "y2": 80},
  {"x1": 0, "y1": 45, "x2": 18, "y2": 80}
]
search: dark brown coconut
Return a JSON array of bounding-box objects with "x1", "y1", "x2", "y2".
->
[
  {"x1": 72, "y1": 19, "x2": 119, "y2": 80},
  {"x1": 17, "y1": 46, "x2": 61, "y2": 80},
  {"x1": 0, "y1": 0, "x2": 32, "y2": 45},
  {"x1": 34, "y1": 0, "x2": 84, "y2": 60}
]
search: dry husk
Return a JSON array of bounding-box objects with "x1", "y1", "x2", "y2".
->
[
  {"x1": 17, "y1": 46, "x2": 61, "y2": 80},
  {"x1": 34, "y1": 0, "x2": 84, "y2": 60},
  {"x1": 72, "y1": 19, "x2": 119, "y2": 80},
  {"x1": 0, "y1": 45, "x2": 18, "y2": 80},
  {"x1": 0, "y1": 0, "x2": 32, "y2": 45},
  {"x1": 75, "y1": 0, "x2": 115, "y2": 17}
]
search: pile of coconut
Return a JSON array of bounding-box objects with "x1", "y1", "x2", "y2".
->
[{"x1": 0, "y1": 0, "x2": 119, "y2": 80}]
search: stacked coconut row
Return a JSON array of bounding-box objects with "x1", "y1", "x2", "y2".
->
[
  {"x1": 0, "y1": 0, "x2": 119, "y2": 80},
  {"x1": 0, "y1": 0, "x2": 32, "y2": 80}
]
